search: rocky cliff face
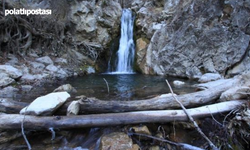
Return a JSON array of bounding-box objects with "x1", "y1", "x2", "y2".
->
[
  {"x1": 133, "y1": 0, "x2": 250, "y2": 78},
  {"x1": 69, "y1": 0, "x2": 122, "y2": 49}
]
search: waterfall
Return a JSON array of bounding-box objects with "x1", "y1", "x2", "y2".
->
[{"x1": 109, "y1": 9, "x2": 135, "y2": 74}]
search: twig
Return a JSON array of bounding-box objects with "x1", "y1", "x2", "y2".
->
[
  {"x1": 21, "y1": 107, "x2": 32, "y2": 150},
  {"x1": 103, "y1": 78, "x2": 110, "y2": 94},
  {"x1": 223, "y1": 108, "x2": 240, "y2": 127},
  {"x1": 207, "y1": 107, "x2": 223, "y2": 127},
  {"x1": 128, "y1": 131, "x2": 204, "y2": 150},
  {"x1": 49, "y1": 127, "x2": 56, "y2": 140},
  {"x1": 166, "y1": 80, "x2": 219, "y2": 150}
]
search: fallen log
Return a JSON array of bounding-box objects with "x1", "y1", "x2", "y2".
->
[
  {"x1": 0, "y1": 78, "x2": 240, "y2": 114},
  {"x1": 58, "y1": 78, "x2": 240, "y2": 114},
  {"x1": 0, "y1": 100, "x2": 245, "y2": 130},
  {"x1": 0, "y1": 98, "x2": 28, "y2": 114}
]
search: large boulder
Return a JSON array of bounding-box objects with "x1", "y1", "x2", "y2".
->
[{"x1": 20, "y1": 92, "x2": 70, "y2": 116}]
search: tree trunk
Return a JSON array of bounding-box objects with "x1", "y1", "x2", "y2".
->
[
  {"x1": 0, "y1": 100, "x2": 245, "y2": 130},
  {"x1": 0, "y1": 98, "x2": 28, "y2": 114}
]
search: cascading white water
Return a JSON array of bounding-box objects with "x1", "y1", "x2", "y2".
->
[{"x1": 112, "y1": 9, "x2": 135, "y2": 74}]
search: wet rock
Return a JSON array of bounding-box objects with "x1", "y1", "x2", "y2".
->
[
  {"x1": 131, "y1": 125, "x2": 151, "y2": 135},
  {"x1": 53, "y1": 84, "x2": 77, "y2": 94},
  {"x1": 100, "y1": 132, "x2": 133, "y2": 150},
  {"x1": 20, "y1": 92, "x2": 70, "y2": 116},
  {"x1": 35, "y1": 56, "x2": 53, "y2": 65},
  {"x1": 67, "y1": 101, "x2": 80, "y2": 116},
  {"x1": 220, "y1": 86, "x2": 250, "y2": 101},
  {"x1": 46, "y1": 64, "x2": 59, "y2": 72},
  {"x1": 173, "y1": 80, "x2": 185, "y2": 87},
  {"x1": 198, "y1": 73, "x2": 222, "y2": 83},
  {"x1": 0, "y1": 65, "x2": 22, "y2": 79}
]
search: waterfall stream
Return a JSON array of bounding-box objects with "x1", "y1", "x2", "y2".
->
[{"x1": 109, "y1": 9, "x2": 135, "y2": 74}]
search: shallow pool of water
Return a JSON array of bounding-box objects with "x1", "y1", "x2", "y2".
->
[{"x1": 19, "y1": 74, "x2": 197, "y2": 102}]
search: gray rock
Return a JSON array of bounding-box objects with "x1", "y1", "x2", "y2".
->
[
  {"x1": 0, "y1": 86, "x2": 19, "y2": 98},
  {"x1": 21, "y1": 73, "x2": 50, "y2": 82},
  {"x1": 71, "y1": 50, "x2": 94, "y2": 65},
  {"x1": 21, "y1": 74, "x2": 36, "y2": 81},
  {"x1": 56, "y1": 68, "x2": 68, "y2": 79},
  {"x1": 20, "y1": 92, "x2": 70, "y2": 116},
  {"x1": 198, "y1": 73, "x2": 222, "y2": 83},
  {"x1": 0, "y1": 65, "x2": 23, "y2": 79},
  {"x1": 21, "y1": 85, "x2": 33, "y2": 92},
  {"x1": 55, "y1": 58, "x2": 67, "y2": 65},
  {"x1": 135, "y1": 0, "x2": 250, "y2": 78},
  {"x1": 53, "y1": 84, "x2": 77, "y2": 93},
  {"x1": 35, "y1": 56, "x2": 53, "y2": 65},
  {"x1": 0, "y1": 76, "x2": 15, "y2": 87},
  {"x1": 29, "y1": 61, "x2": 45, "y2": 73},
  {"x1": 46, "y1": 64, "x2": 59, "y2": 72},
  {"x1": 69, "y1": 0, "x2": 121, "y2": 47}
]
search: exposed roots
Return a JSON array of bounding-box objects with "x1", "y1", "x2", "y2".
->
[{"x1": 0, "y1": 0, "x2": 102, "y2": 66}]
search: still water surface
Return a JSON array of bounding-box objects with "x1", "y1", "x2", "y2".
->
[{"x1": 20, "y1": 74, "x2": 197, "y2": 102}]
